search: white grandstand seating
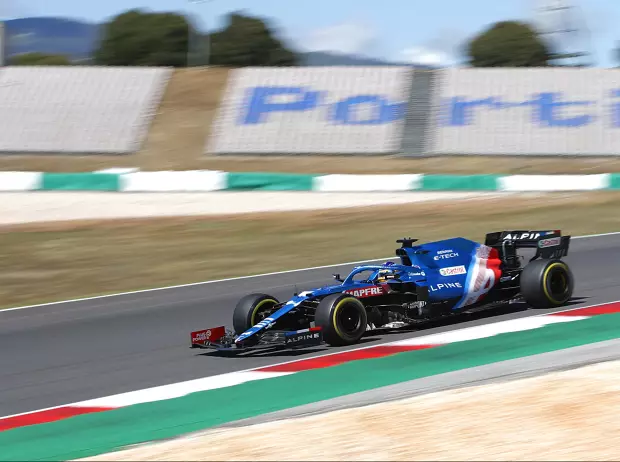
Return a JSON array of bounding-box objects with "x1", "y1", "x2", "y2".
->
[
  {"x1": 431, "y1": 68, "x2": 620, "y2": 155},
  {"x1": 208, "y1": 67, "x2": 411, "y2": 154},
  {"x1": 0, "y1": 66, "x2": 172, "y2": 153}
]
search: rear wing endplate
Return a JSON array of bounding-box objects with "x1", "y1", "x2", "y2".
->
[{"x1": 485, "y1": 230, "x2": 570, "y2": 261}]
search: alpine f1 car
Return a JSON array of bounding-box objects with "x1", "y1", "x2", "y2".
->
[{"x1": 190, "y1": 230, "x2": 573, "y2": 353}]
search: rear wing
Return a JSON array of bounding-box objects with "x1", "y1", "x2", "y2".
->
[{"x1": 485, "y1": 230, "x2": 570, "y2": 261}]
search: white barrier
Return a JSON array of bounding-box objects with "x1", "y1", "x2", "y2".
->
[
  {"x1": 314, "y1": 174, "x2": 422, "y2": 192},
  {"x1": 499, "y1": 174, "x2": 611, "y2": 191},
  {"x1": 0, "y1": 171, "x2": 41, "y2": 191},
  {"x1": 120, "y1": 171, "x2": 226, "y2": 192}
]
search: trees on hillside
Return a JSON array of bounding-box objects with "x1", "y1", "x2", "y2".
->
[
  {"x1": 93, "y1": 9, "x2": 297, "y2": 67},
  {"x1": 466, "y1": 21, "x2": 551, "y2": 67},
  {"x1": 94, "y1": 9, "x2": 190, "y2": 67},
  {"x1": 209, "y1": 13, "x2": 297, "y2": 66}
]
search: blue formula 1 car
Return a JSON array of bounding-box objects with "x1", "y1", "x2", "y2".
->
[{"x1": 190, "y1": 230, "x2": 573, "y2": 353}]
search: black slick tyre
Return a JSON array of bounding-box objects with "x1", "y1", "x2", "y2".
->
[
  {"x1": 315, "y1": 293, "x2": 368, "y2": 346},
  {"x1": 520, "y1": 259, "x2": 574, "y2": 308},
  {"x1": 232, "y1": 293, "x2": 279, "y2": 335}
]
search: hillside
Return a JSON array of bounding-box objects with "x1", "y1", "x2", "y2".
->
[{"x1": 5, "y1": 17, "x2": 100, "y2": 60}]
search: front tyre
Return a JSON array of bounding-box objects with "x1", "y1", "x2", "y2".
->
[
  {"x1": 520, "y1": 259, "x2": 574, "y2": 308},
  {"x1": 315, "y1": 293, "x2": 368, "y2": 346},
  {"x1": 233, "y1": 293, "x2": 279, "y2": 335}
]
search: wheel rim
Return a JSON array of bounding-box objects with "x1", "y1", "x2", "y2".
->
[
  {"x1": 547, "y1": 268, "x2": 569, "y2": 301},
  {"x1": 253, "y1": 310, "x2": 268, "y2": 324},
  {"x1": 335, "y1": 302, "x2": 363, "y2": 336},
  {"x1": 251, "y1": 299, "x2": 277, "y2": 326}
]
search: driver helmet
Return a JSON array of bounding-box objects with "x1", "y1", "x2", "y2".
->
[{"x1": 376, "y1": 268, "x2": 397, "y2": 282}]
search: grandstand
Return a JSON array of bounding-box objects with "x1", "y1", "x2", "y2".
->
[
  {"x1": 209, "y1": 66, "x2": 412, "y2": 154},
  {"x1": 0, "y1": 66, "x2": 171, "y2": 154},
  {"x1": 2, "y1": 66, "x2": 620, "y2": 176}
]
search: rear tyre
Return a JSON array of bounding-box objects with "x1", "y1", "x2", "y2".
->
[
  {"x1": 520, "y1": 259, "x2": 574, "y2": 308},
  {"x1": 232, "y1": 293, "x2": 279, "y2": 335},
  {"x1": 315, "y1": 293, "x2": 368, "y2": 346}
]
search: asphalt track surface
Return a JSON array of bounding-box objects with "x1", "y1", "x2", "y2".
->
[{"x1": 1, "y1": 233, "x2": 619, "y2": 417}]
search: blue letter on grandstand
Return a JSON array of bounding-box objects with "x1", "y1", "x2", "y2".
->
[
  {"x1": 241, "y1": 86, "x2": 320, "y2": 124},
  {"x1": 534, "y1": 92, "x2": 593, "y2": 127},
  {"x1": 441, "y1": 96, "x2": 498, "y2": 126},
  {"x1": 331, "y1": 95, "x2": 406, "y2": 124},
  {"x1": 442, "y1": 92, "x2": 594, "y2": 127}
]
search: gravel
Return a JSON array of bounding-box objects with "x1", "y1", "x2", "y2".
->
[{"x1": 0, "y1": 191, "x2": 514, "y2": 225}]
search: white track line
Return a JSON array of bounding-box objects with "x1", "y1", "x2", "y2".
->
[{"x1": 2, "y1": 231, "x2": 619, "y2": 313}]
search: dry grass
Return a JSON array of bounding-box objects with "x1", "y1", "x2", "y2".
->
[
  {"x1": 2, "y1": 192, "x2": 620, "y2": 309},
  {"x1": 2, "y1": 68, "x2": 620, "y2": 174},
  {"x1": 81, "y1": 360, "x2": 620, "y2": 461},
  {"x1": 137, "y1": 67, "x2": 231, "y2": 170}
]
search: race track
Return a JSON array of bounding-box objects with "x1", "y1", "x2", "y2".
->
[{"x1": 1, "y1": 233, "x2": 619, "y2": 417}]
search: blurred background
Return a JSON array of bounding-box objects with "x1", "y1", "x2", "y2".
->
[{"x1": 0, "y1": 0, "x2": 613, "y2": 68}]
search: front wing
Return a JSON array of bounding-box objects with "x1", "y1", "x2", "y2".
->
[{"x1": 190, "y1": 325, "x2": 324, "y2": 353}]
